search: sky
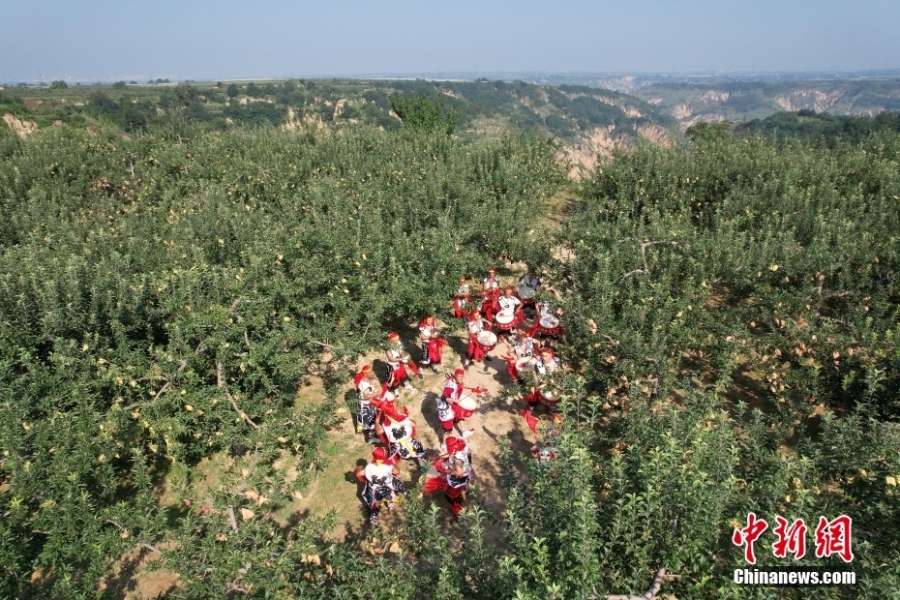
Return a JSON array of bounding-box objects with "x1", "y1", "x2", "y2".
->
[{"x1": 1, "y1": 0, "x2": 898, "y2": 82}]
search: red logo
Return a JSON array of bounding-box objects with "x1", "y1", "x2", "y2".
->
[
  {"x1": 772, "y1": 516, "x2": 807, "y2": 559},
  {"x1": 734, "y1": 514, "x2": 853, "y2": 563},
  {"x1": 732, "y1": 512, "x2": 769, "y2": 564},
  {"x1": 814, "y1": 515, "x2": 854, "y2": 563}
]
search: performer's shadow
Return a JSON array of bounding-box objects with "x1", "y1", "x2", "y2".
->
[{"x1": 418, "y1": 391, "x2": 444, "y2": 440}]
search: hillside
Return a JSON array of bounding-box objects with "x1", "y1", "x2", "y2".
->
[
  {"x1": 0, "y1": 79, "x2": 677, "y2": 173},
  {"x1": 629, "y1": 79, "x2": 900, "y2": 128},
  {"x1": 2, "y1": 79, "x2": 900, "y2": 598}
]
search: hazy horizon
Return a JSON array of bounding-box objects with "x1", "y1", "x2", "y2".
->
[{"x1": 2, "y1": 0, "x2": 899, "y2": 83}]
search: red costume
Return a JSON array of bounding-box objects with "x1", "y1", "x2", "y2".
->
[
  {"x1": 517, "y1": 270, "x2": 541, "y2": 308},
  {"x1": 466, "y1": 309, "x2": 490, "y2": 363},
  {"x1": 424, "y1": 436, "x2": 474, "y2": 517},
  {"x1": 418, "y1": 316, "x2": 446, "y2": 372},
  {"x1": 524, "y1": 349, "x2": 561, "y2": 407},
  {"x1": 481, "y1": 268, "x2": 501, "y2": 322},
  {"x1": 356, "y1": 447, "x2": 406, "y2": 526},
  {"x1": 385, "y1": 332, "x2": 420, "y2": 390},
  {"x1": 452, "y1": 278, "x2": 471, "y2": 319},
  {"x1": 381, "y1": 406, "x2": 427, "y2": 468}
]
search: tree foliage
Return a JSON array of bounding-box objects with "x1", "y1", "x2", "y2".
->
[
  {"x1": 389, "y1": 93, "x2": 459, "y2": 135},
  {"x1": 1, "y1": 94, "x2": 899, "y2": 599},
  {"x1": 0, "y1": 125, "x2": 562, "y2": 598}
]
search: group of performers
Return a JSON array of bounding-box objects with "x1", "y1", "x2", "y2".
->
[{"x1": 353, "y1": 267, "x2": 567, "y2": 526}]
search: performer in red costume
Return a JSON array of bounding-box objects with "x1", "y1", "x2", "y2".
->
[
  {"x1": 524, "y1": 347, "x2": 561, "y2": 407},
  {"x1": 480, "y1": 267, "x2": 501, "y2": 322},
  {"x1": 517, "y1": 267, "x2": 542, "y2": 311},
  {"x1": 465, "y1": 308, "x2": 493, "y2": 368},
  {"x1": 423, "y1": 436, "x2": 474, "y2": 520},
  {"x1": 417, "y1": 314, "x2": 442, "y2": 374},
  {"x1": 385, "y1": 332, "x2": 420, "y2": 391},
  {"x1": 451, "y1": 276, "x2": 471, "y2": 319},
  {"x1": 436, "y1": 368, "x2": 484, "y2": 442},
  {"x1": 355, "y1": 447, "x2": 406, "y2": 526},
  {"x1": 380, "y1": 406, "x2": 427, "y2": 468},
  {"x1": 494, "y1": 286, "x2": 524, "y2": 341},
  {"x1": 353, "y1": 365, "x2": 382, "y2": 444},
  {"x1": 502, "y1": 329, "x2": 536, "y2": 383}
]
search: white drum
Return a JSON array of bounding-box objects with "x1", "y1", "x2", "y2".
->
[
  {"x1": 477, "y1": 331, "x2": 498, "y2": 350},
  {"x1": 458, "y1": 395, "x2": 477, "y2": 412},
  {"x1": 496, "y1": 310, "x2": 515, "y2": 324},
  {"x1": 517, "y1": 284, "x2": 536, "y2": 299},
  {"x1": 515, "y1": 357, "x2": 536, "y2": 376},
  {"x1": 538, "y1": 386, "x2": 559, "y2": 407},
  {"x1": 539, "y1": 315, "x2": 559, "y2": 329}
]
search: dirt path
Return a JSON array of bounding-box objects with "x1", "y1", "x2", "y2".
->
[{"x1": 284, "y1": 312, "x2": 546, "y2": 544}]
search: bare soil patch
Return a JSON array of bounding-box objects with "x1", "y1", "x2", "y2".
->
[
  {"x1": 2, "y1": 113, "x2": 37, "y2": 138},
  {"x1": 277, "y1": 312, "x2": 546, "y2": 545}
]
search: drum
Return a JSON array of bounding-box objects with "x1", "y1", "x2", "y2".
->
[
  {"x1": 537, "y1": 315, "x2": 561, "y2": 337},
  {"x1": 458, "y1": 395, "x2": 477, "y2": 412},
  {"x1": 517, "y1": 284, "x2": 536, "y2": 299},
  {"x1": 515, "y1": 357, "x2": 537, "y2": 377},
  {"x1": 538, "y1": 386, "x2": 559, "y2": 408},
  {"x1": 453, "y1": 395, "x2": 477, "y2": 420},
  {"x1": 495, "y1": 310, "x2": 516, "y2": 331},
  {"x1": 476, "y1": 331, "x2": 497, "y2": 352},
  {"x1": 537, "y1": 446, "x2": 561, "y2": 463}
]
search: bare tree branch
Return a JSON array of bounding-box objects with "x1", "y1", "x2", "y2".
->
[
  {"x1": 139, "y1": 542, "x2": 163, "y2": 554},
  {"x1": 640, "y1": 241, "x2": 678, "y2": 271},
  {"x1": 104, "y1": 519, "x2": 125, "y2": 532},
  {"x1": 123, "y1": 339, "x2": 207, "y2": 411},
  {"x1": 226, "y1": 506, "x2": 239, "y2": 533},
  {"x1": 216, "y1": 363, "x2": 259, "y2": 430},
  {"x1": 617, "y1": 269, "x2": 645, "y2": 284},
  {"x1": 589, "y1": 568, "x2": 667, "y2": 600},
  {"x1": 229, "y1": 297, "x2": 249, "y2": 324}
]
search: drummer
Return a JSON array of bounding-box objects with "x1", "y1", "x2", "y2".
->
[
  {"x1": 502, "y1": 329, "x2": 535, "y2": 383},
  {"x1": 524, "y1": 347, "x2": 561, "y2": 407},
  {"x1": 437, "y1": 368, "x2": 481, "y2": 440},
  {"x1": 528, "y1": 290, "x2": 564, "y2": 339},
  {"x1": 385, "y1": 332, "x2": 420, "y2": 392},
  {"x1": 465, "y1": 308, "x2": 492, "y2": 368},
  {"x1": 481, "y1": 268, "x2": 501, "y2": 322},
  {"x1": 496, "y1": 287, "x2": 524, "y2": 338},
  {"x1": 417, "y1": 314, "x2": 440, "y2": 374},
  {"x1": 354, "y1": 365, "x2": 381, "y2": 445},
  {"x1": 451, "y1": 276, "x2": 471, "y2": 319},
  {"x1": 517, "y1": 267, "x2": 541, "y2": 309}
]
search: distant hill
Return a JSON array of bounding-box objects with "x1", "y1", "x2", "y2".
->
[
  {"x1": 0, "y1": 79, "x2": 677, "y2": 174},
  {"x1": 733, "y1": 109, "x2": 900, "y2": 145},
  {"x1": 629, "y1": 79, "x2": 900, "y2": 128},
  {"x1": 418, "y1": 72, "x2": 900, "y2": 129}
]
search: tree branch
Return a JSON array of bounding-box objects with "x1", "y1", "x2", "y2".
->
[
  {"x1": 226, "y1": 506, "x2": 239, "y2": 533},
  {"x1": 229, "y1": 297, "x2": 248, "y2": 324},
  {"x1": 216, "y1": 362, "x2": 259, "y2": 430},
  {"x1": 590, "y1": 568, "x2": 667, "y2": 600},
  {"x1": 139, "y1": 542, "x2": 163, "y2": 554},
  {"x1": 617, "y1": 269, "x2": 645, "y2": 284},
  {"x1": 640, "y1": 241, "x2": 677, "y2": 271},
  {"x1": 105, "y1": 519, "x2": 125, "y2": 532},
  {"x1": 123, "y1": 339, "x2": 207, "y2": 411}
]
